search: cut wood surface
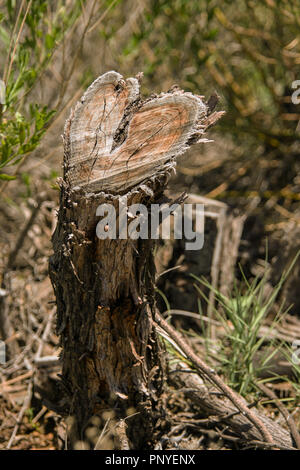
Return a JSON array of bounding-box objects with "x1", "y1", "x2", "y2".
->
[{"x1": 66, "y1": 71, "x2": 221, "y2": 193}]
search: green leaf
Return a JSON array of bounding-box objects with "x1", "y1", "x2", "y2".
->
[
  {"x1": 0, "y1": 173, "x2": 16, "y2": 180},
  {"x1": 45, "y1": 33, "x2": 55, "y2": 50},
  {"x1": 0, "y1": 25, "x2": 10, "y2": 46},
  {"x1": 204, "y1": 28, "x2": 219, "y2": 40}
]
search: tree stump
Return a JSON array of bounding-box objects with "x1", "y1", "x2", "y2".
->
[{"x1": 49, "y1": 71, "x2": 222, "y2": 448}]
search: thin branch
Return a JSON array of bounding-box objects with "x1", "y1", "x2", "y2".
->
[
  {"x1": 6, "y1": 380, "x2": 33, "y2": 449},
  {"x1": 3, "y1": 0, "x2": 26, "y2": 83},
  {"x1": 5, "y1": 0, "x2": 33, "y2": 85},
  {"x1": 5, "y1": 196, "x2": 44, "y2": 272}
]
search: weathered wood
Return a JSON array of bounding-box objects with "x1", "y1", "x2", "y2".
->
[
  {"x1": 171, "y1": 362, "x2": 294, "y2": 449},
  {"x1": 66, "y1": 71, "x2": 217, "y2": 193},
  {"x1": 49, "y1": 71, "x2": 221, "y2": 448}
]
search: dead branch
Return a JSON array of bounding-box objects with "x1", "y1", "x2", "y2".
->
[{"x1": 155, "y1": 311, "x2": 294, "y2": 449}]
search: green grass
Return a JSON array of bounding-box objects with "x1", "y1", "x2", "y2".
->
[
  {"x1": 191, "y1": 254, "x2": 299, "y2": 396},
  {"x1": 158, "y1": 252, "x2": 300, "y2": 401}
]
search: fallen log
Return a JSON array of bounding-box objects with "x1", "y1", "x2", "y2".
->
[{"x1": 170, "y1": 361, "x2": 294, "y2": 449}]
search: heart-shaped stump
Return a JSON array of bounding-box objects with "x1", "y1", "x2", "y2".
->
[
  {"x1": 65, "y1": 71, "x2": 222, "y2": 194},
  {"x1": 50, "y1": 71, "x2": 223, "y2": 448}
]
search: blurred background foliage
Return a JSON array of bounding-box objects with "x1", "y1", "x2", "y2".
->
[
  {"x1": 0, "y1": 0, "x2": 83, "y2": 180},
  {"x1": 0, "y1": 0, "x2": 299, "y2": 245},
  {"x1": 1, "y1": 0, "x2": 299, "y2": 203},
  {"x1": 119, "y1": 0, "x2": 300, "y2": 205}
]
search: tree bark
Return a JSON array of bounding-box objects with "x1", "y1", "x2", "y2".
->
[{"x1": 49, "y1": 71, "x2": 222, "y2": 448}]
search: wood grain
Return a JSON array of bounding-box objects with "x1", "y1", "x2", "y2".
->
[{"x1": 66, "y1": 71, "x2": 210, "y2": 193}]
